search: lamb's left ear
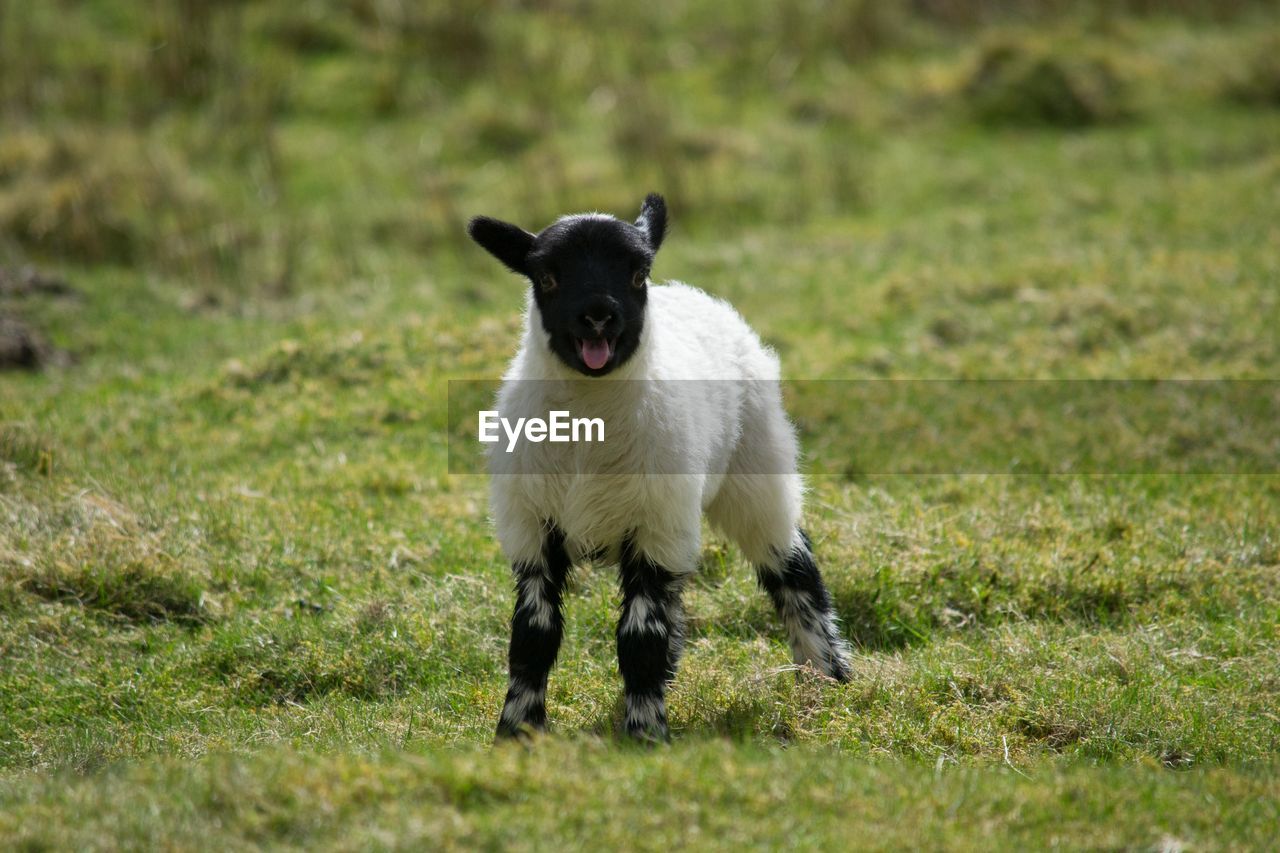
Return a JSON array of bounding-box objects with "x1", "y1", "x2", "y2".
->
[
  {"x1": 468, "y1": 216, "x2": 536, "y2": 276},
  {"x1": 635, "y1": 192, "x2": 667, "y2": 252}
]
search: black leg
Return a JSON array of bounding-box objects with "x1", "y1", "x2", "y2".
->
[
  {"x1": 756, "y1": 530, "x2": 851, "y2": 681},
  {"x1": 616, "y1": 537, "x2": 685, "y2": 742},
  {"x1": 496, "y1": 526, "x2": 572, "y2": 739}
]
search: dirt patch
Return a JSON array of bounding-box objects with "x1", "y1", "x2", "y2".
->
[
  {"x1": 0, "y1": 265, "x2": 77, "y2": 370},
  {"x1": 0, "y1": 265, "x2": 79, "y2": 300},
  {"x1": 0, "y1": 315, "x2": 66, "y2": 371}
]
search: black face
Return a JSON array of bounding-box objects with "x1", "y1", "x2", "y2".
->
[{"x1": 467, "y1": 194, "x2": 667, "y2": 376}]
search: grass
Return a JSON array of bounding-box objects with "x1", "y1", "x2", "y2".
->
[
  {"x1": 2, "y1": 1, "x2": 1280, "y2": 848},
  {"x1": 2, "y1": 743, "x2": 1278, "y2": 850}
]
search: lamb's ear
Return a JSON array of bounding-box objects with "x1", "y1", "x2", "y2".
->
[
  {"x1": 635, "y1": 192, "x2": 667, "y2": 252},
  {"x1": 467, "y1": 216, "x2": 536, "y2": 276}
]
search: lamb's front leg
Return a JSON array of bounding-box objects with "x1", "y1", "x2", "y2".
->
[
  {"x1": 496, "y1": 526, "x2": 571, "y2": 739},
  {"x1": 617, "y1": 537, "x2": 687, "y2": 742}
]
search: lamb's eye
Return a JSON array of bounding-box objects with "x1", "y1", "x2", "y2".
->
[
  {"x1": 632, "y1": 269, "x2": 648, "y2": 289},
  {"x1": 540, "y1": 274, "x2": 557, "y2": 293}
]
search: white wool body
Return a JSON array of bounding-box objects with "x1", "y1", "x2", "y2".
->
[{"x1": 489, "y1": 281, "x2": 804, "y2": 573}]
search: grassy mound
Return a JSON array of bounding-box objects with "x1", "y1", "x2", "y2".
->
[
  {"x1": 964, "y1": 40, "x2": 1132, "y2": 127},
  {"x1": 1226, "y1": 39, "x2": 1280, "y2": 107},
  {"x1": 1, "y1": 489, "x2": 211, "y2": 626}
]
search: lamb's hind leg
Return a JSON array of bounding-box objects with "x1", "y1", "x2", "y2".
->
[
  {"x1": 496, "y1": 526, "x2": 571, "y2": 739},
  {"x1": 616, "y1": 537, "x2": 686, "y2": 742},
  {"x1": 756, "y1": 530, "x2": 851, "y2": 681}
]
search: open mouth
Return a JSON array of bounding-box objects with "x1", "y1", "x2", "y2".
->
[{"x1": 576, "y1": 337, "x2": 616, "y2": 371}]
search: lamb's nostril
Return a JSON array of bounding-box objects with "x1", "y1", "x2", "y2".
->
[{"x1": 583, "y1": 313, "x2": 613, "y2": 333}]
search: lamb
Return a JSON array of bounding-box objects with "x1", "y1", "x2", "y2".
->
[{"x1": 468, "y1": 193, "x2": 851, "y2": 742}]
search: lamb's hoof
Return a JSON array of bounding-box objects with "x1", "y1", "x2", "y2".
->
[
  {"x1": 624, "y1": 721, "x2": 671, "y2": 746},
  {"x1": 793, "y1": 658, "x2": 851, "y2": 684},
  {"x1": 494, "y1": 719, "x2": 545, "y2": 744}
]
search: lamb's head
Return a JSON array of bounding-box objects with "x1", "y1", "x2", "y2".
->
[{"x1": 468, "y1": 193, "x2": 667, "y2": 376}]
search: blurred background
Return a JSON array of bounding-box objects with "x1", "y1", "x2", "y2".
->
[{"x1": 2, "y1": 0, "x2": 1277, "y2": 317}]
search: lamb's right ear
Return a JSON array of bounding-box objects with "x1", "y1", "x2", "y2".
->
[
  {"x1": 467, "y1": 216, "x2": 536, "y2": 276},
  {"x1": 635, "y1": 192, "x2": 667, "y2": 252}
]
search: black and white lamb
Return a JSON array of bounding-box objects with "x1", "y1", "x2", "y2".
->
[{"x1": 468, "y1": 193, "x2": 851, "y2": 741}]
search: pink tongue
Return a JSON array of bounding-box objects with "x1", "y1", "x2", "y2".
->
[{"x1": 580, "y1": 338, "x2": 611, "y2": 370}]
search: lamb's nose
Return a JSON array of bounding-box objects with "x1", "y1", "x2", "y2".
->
[{"x1": 582, "y1": 313, "x2": 613, "y2": 334}]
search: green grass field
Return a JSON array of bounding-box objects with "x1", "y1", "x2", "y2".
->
[{"x1": 2, "y1": 2, "x2": 1279, "y2": 848}]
